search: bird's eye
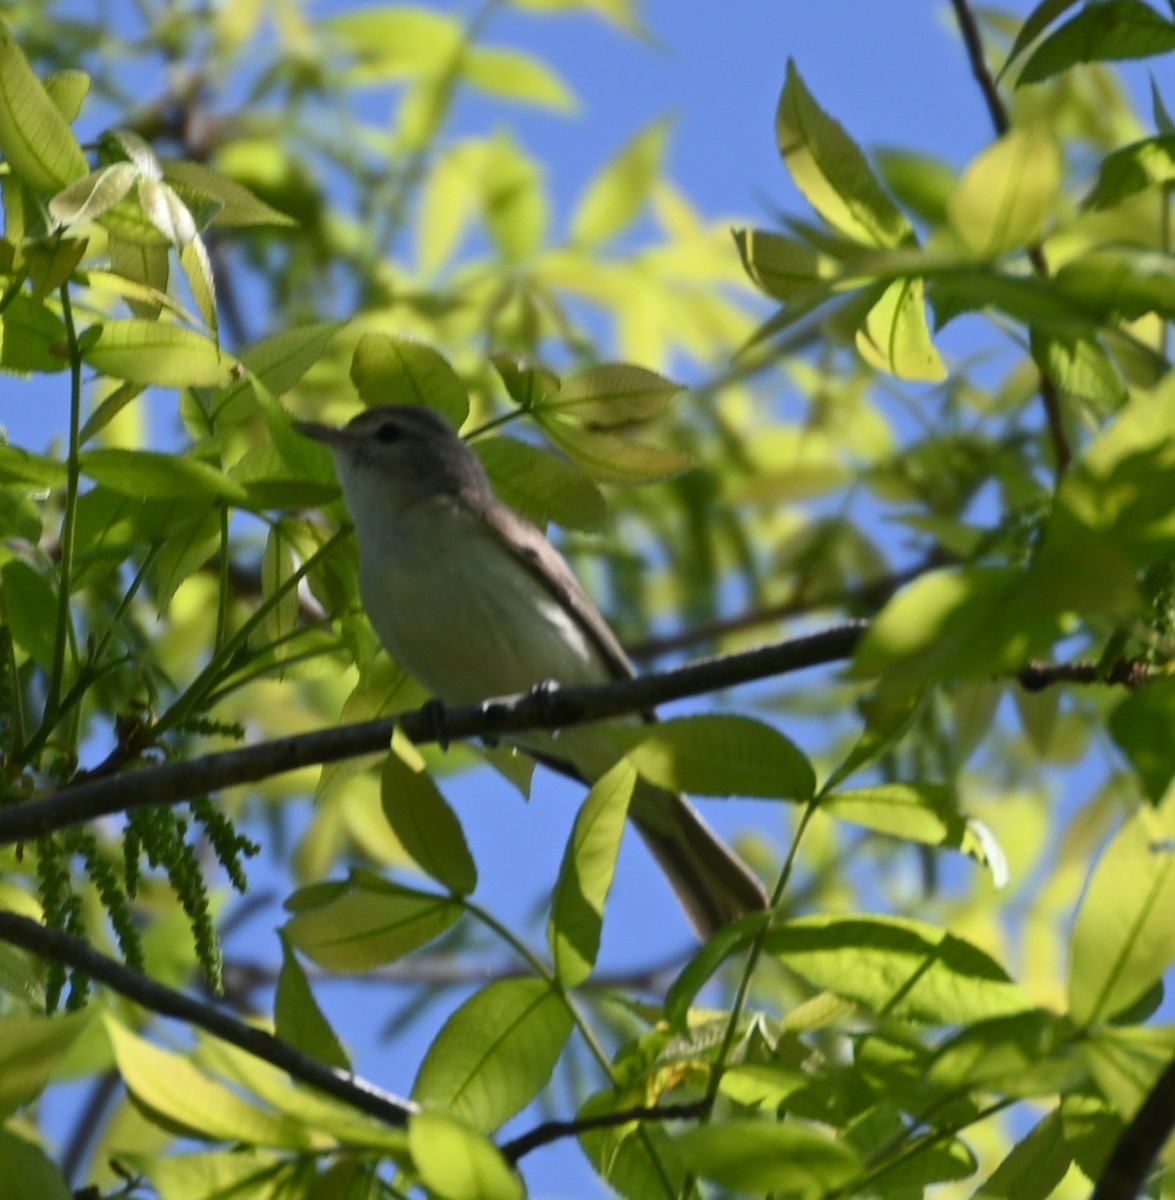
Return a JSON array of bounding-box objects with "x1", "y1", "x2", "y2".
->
[{"x1": 375, "y1": 422, "x2": 402, "y2": 445}]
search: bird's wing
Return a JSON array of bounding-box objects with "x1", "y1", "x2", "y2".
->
[{"x1": 476, "y1": 496, "x2": 636, "y2": 685}]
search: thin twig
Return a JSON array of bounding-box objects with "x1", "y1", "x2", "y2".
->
[
  {"x1": 502, "y1": 1100, "x2": 709, "y2": 1163},
  {"x1": 949, "y1": 0, "x2": 1072, "y2": 478},
  {"x1": 0, "y1": 911, "x2": 416, "y2": 1129}
]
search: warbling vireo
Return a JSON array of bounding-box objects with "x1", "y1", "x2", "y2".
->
[{"x1": 296, "y1": 405, "x2": 767, "y2": 936}]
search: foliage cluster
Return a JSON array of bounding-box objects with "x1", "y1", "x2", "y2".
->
[{"x1": 0, "y1": 1, "x2": 1175, "y2": 1198}]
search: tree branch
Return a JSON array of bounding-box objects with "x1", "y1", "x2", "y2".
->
[
  {"x1": 0, "y1": 911, "x2": 416, "y2": 1128},
  {"x1": 1092, "y1": 1052, "x2": 1175, "y2": 1200},
  {"x1": 949, "y1": 0, "x2": 1072, "y2": 479},
  {"x1": 0, "y1": 623, "x2": 867, "y2": 845},
  {"x1": 501, "y1": 1100, "x2": 709, "y2": 1163}
]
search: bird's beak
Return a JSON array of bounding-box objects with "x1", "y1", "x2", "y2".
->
[{"x1": 293, "y1": 420, "x2": 345, "y2": 446}]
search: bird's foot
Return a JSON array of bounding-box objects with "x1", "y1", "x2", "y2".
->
[{"x1": 421, "y1": 697, "x2": 451, "y2": 751}]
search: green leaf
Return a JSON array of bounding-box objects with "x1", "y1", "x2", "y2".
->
[
  {"x1": 474, "y1": 435, "x2": 606, "y2": 531},
  {"x1": 733, "y1": 227, "x2": 833, "y2": 301},
  {"x1": 43, "y1": 69, "x2": 91, "y2": 123},
  {"x1": 765, "y1": 914, "x2": 1033, "y2": 1023},
  {"x1": 1086, "y1": 135, "x2": 1175, "y2": 209},
  {"x1": 490, "y1": 353, "x2": 560, "y2": 409},
  {"x1": 0, "y1": 1013, "x2": 89, "y2": 1119},
  {"x1": 179, "y1": 235, "x2": 218, "y2": 338},
  {"x1": 103, "y1": 1014, "x2": 314, "y2": 1148},
  {"x1": 107, "y1": 237, "x2": 169, "y2": 319},
  {"x1": 163, "y1": 157, "x2": 295, "y2": 227},
  {"x1": 464, "y1": 45, "x2": 576, "y2": 111},
  {"x1": 673, "y1": 1120, "x2": 859, "y2": 1195},
  {"x1": 481, "y1": 131, "x2": 546, "y2": 261},
  {"x1": 48, "y1": 162, "x2": 136, "y2": 229},
  {"x1": 0, "y1": 1131, "x2": 70, "y2": 1200},
  {"x1": 549, "y1": 760, "x2": 634, "y2": 987},
  {"x1": 1030, "y1": 329, "x2": 1128, "y2": 414},
  {"x1": 0, "y1": 560, "x2": 57, "y2": 668},
  {"x1": 552, "y1": 363, "x2": 684, "y2": 426},
  {"x1": 0, "y1": 443, "x2": 67, "y2": 487},
  {"x1": 929, "y1": 1010, "x2": 1084, "y2": 1097},
  {"x1": 0, "y1": 294, "x2": 67, "y2": 373},
  {"x1": 274, "y1": 934, "x2": 349, "y2": 1071},
  {"x1": 1108, "y1": 679, "x2": 1175, "y2": 802},
  {"x1": 850, "y1": 567, "x2": 1061, "y2": 687},
  {"x1": 261, "y1": 523, "x2": 299, "y2": 654},
  {"x1": 776, "y1": 61, "x2": 911, "y2": 248},
  {"x1": 24, "y1": 236, "x2": 87, "y2": 298},
  {"x1": 571, "y1": 118, "x2": 669, "y2": 245},
  {"x1": 972, "y1": 1110, "x2": 1072, "y2": 1199},
  {"x1": 215, "y1": 320, "x2": 344, "y2": 427},
  {"x1": 537, "y1": 413, "x2": 693, "y2": 484},
  {"x1": 381, "y1": 749, "x2": 477, "y2": 894},
  {"x1": 1002, "y1": 0, "x2": 1082, "y2": 77},
  {"x1": 413, "y1": 977, "x2": 573, "y2": 1131},
  {"x1": 855, "y1": 276, "x2": 947, "y2": 381},
  {"x1": 1054, "y1": 247, "x2": 1175, "y2": 320},
  {"x1": 663, "y1": 911, "x2": 770, "y2": 1030},
  {"x1": 284, "y1": 874, "x2": 463, "y2": 971},
  {"x1": 409, "y1": 1112, "x2": 523, "y2": 1200},
  {"x1": 1018, "y1": 0, "x2": 1175, "y2": 84},
  {"x1": 323, "y1": 7, "x2": 462, "y2": 80},
  {"x1": 0, "y1": 19, "x2": 88, "y2": 193},
  {"x1": 822, "y1": 783, "x2": 1008, "y2": 882},
  {"x1": 949, "y1": 127, "x2": 1060, "y2": 257},
  {"x1": 1067, "y1": 798, "x2": 1175, "y2": 1027},
  {"x1": 81, "y1": 319, "x2": 236, "y2": 386},
  {"x1": 82, "y1": 448, "x2": 247, "y2": 505},
  {"x1": 350, "y1": 333, "x2": 469, "y2": 426},
  {"x1": 616, "y1": 714, "x2": 815, "y2": 799},
  {"x1": 1080, "y1": 1024, "x2": 1175, "y2": 1122}
]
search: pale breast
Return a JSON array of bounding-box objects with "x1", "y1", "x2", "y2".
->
[{"x1": 356, "y1": 499, "x2": 609, "y2": 705}]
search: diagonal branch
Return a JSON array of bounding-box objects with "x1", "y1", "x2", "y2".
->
[
  {"x1": 0, "y1": 911, "x2": 416, "y2": 1128},
  {"x1": 0, "y1": 623, "x2": 867, "y2": 845},
  {"x1": 949, "y1": 0, "x2": 1071, "y2": 478}
]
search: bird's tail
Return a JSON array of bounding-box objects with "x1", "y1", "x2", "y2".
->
[{"x1": 629, "y1": 780, "x2": 769, "y2": 939}]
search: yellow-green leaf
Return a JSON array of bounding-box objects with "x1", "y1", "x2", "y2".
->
[
  {"x1": 464, "y1": 45, "x2": 576, "y2": 111},
  {"x1": 285, "y1": 875, "x2": 462, "y2": 971},
  {"x1": 1068, "y1": 798, "x2": 1175, "y2": 1027},
  {"x1": 350, "y1": 333, "x2": 469, "y2": 426},
  {"x1": 549, "y1": 760, "x2": 634, "y2": 986},
  {"x1": 855, "y1": 276, "x2": 947, "y2": 381},
  {"x1": 618, "y1": 714, "x2": 816, "y2": 800},
  {"x1": 0, "y1": 20, "x2": 88, "y2": 192},
  {"x1": 949, "y1": 126, "x2": 1060, "y2": 258},
  {"x1": 409, "y1": 1112, "x2": 524, "y2": 1200},
  {"x1": 776, "y1": 61, "x2": 911, "y2": 248},
  {"x1": 571, "y1": 118, "x2": 669, "y2": 245},
  {"x1": 413, "y1": 978, "x2": 573, "y2": 1131},
  {"x1": 381, "y1": 750, "x2": 477, "y2": 894},
  {"x1": 81, "y1": 319, "x2": 235, "y2": 386}
]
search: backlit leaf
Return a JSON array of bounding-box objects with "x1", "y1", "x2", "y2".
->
[{"x1": 413, "y1": 978, "x2": 573, "y2": 1131}]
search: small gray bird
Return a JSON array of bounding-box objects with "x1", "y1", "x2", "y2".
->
[{"x1": 296, "y1": 405, "x2": 768, "y2": 936}]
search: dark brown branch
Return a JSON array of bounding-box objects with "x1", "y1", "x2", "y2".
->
[
  {"x1": 1017, "y1": 657, "x2": 1153, "y2": 691},
  {"x1": 950, "y1": 0, "x2": 1009, "y2": 134},
  {"x1": 0, "y1": 911, "x2": 415, "y2": 1128},
  {"x1": 0, "y1": 623, "x2": 867, "y2": 846},
  {"x1": 950, "y1": 0, "x2": 1072, "y2": 478},
  {"x1": 1092, "y1": 1053, "x2": 1175, "y2": 1200},
  {"x1": 502, "y1": 1100, "x2": 709, "y2": 1163}
]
